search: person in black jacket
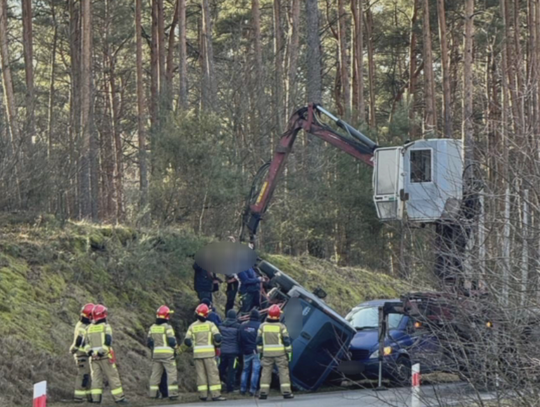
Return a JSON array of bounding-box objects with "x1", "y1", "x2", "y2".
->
[
  {"x1": 218, "y1": 309, "x2": 241, "y2": 393},
  {"x1": 201, "y1": 298, "x2": 223, "y2": 327},
  {"x1": 193, "y1": 261, "x2": 215, "y2": 302},
  {"x1": 239, "y1": 309, "x2": 262, "y2": 396}
]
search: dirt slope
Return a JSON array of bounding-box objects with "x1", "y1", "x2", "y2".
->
[{"x1": 0, "y1": 213, "x2": 409, "y2": 405}]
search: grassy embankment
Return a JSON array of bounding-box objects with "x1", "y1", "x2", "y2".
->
[{"x1": 0, "y1": 213, "x2": 409, "y2": 406}]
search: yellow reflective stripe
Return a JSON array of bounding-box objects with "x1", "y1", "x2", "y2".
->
[
  {"x1": 74, "y1": 390, "x2": 87, "y2": 396},
  {"x1": 154, "y1": 348, "x2": 174, "y2": 354},
  {"x1": 151, "y1": 326, "x2": 166, "y2": 334},
  {"x1": 91, "y1": 389, "x2": 103, "y2": 395},
  {"x1": 263, "y1": 347, "x2": 285, "y2": 352},
  {"x1": 193, "y1": 324, "x2": 210, "y2": 333},
  {"x1": 198, "y1": 385, "x2": 208, "y2": 391},
  {"x1": 111, "y1": 387, "x2": 123, "y2": 396},
  {"x1": 168, "y1": 385, "x2": 179, "y2": 390},
  {"x1": 88, "y1": 325, "x2": 105, "y2": 333},
  {"x1": 209, "y1": 384, "x2": 221, "y2": 391},
  {"x1": 263, "y1": 325, "x2": 281, "y2": 333},
  {"x1": 150, "y1": 386, "x2": 159, "y2": 390},
  {"x1": 194, "y1": 346, "x2": 215, "y2": 353},
  {"x1": 260, "y1": 384, "x2": 270, "y2": 388}
]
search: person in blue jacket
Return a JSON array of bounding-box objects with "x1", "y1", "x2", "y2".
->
[
  {"x1": 193, "y1": 262, "x2": 215, "y2": 302},
  {"x1": 201, "y1": 298, "x2": 222, "y2": 327},
  {"x1": 237, "y1": 267, "x2": 261, "y2": 314},
  {"x1": 239, "y1": 309, "x2": 261, "y2": 396}
]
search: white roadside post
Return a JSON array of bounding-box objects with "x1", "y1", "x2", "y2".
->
[
  {"x1": 33, "y1": 381, "x2": 47, "y2": 407},
  {"x1": 411, "y1": 363, "x2": 420, "y2": 407}
]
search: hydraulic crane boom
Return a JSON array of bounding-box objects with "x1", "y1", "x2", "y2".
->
[{"x1": 240, "y1": 103, "x2": 378, "y2": 246}]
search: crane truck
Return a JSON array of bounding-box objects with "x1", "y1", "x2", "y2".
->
[{"x1": 240, "y1": 104, "x2": 473, "y2": 391}]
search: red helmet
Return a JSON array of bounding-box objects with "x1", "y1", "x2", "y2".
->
[
  {"x1": 92, "y1": 305, "x2": 108, "y2": 322},
  {"x1": 81, "y1": 303, "x2": 95, "y2": 319},
  {"x1": 195, "y1": 304, "x2": 209, "y2": 318},
  {"x1": 268, "y1": 305, "x2": 282, "y2": 320},
  {"x1": 156, "y1": 305, "x2": 174, "y2": 320}
]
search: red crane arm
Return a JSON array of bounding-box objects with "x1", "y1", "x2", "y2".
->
[{"x1": 241, "y1": 103, "x2": 377, "y2": 245}]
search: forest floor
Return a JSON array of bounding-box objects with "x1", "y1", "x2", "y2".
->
[{"x1": 0, "y1": 212, "x2": 411, "y2": 406}]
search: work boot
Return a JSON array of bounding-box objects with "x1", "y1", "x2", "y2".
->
[
  {"x1": 259, "y1": 394, "x2": 268, "y2": 400},
  {"x1": 169, "y1": 396, "x2": 179, "y2": 401},
  {"x1": 115, "y1": 399, "x2": 129, "y2": 404},
  {"x1": 283, "y1": 393, "x2": 294, "y2": 399},
  {"x1": 199, "y1": 397, "x2": 208, "y2": 402},
  {"x1": 212, "y1": 396, "x2": 227, "y2": 401}
]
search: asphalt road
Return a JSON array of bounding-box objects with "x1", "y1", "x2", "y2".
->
[{"x1": 157, "y1": 383, "x2": 496, "y2": 407}]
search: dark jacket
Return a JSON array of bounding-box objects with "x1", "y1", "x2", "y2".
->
[
  {"x1": 239, "y1": 316, "x2": 261, "y2": 355},
  {"x1": 193, "y1": 262, "x2": 213, "y2": 292},
  {"x1": 237, "y1": 268, "x2": 260, "y2": 294},
  {"x1": 207, "y1": 311, "x2": 222, "y2": 327},
  {"x1": 219, "y1": 310, "x2": 240, "y2": 355}
]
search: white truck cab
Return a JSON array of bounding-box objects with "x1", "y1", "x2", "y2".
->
[{"x1": 373, "y1": 139, "x2": 463, "y2": 222}]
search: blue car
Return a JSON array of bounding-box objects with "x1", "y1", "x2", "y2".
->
[{"x1": 338, "y1": 299, "x2": 448, "y2": 384}]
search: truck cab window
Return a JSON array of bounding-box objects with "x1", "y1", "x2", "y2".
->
[{"x1": 410, "y1": 149, "x2": 432, "y2": 183}]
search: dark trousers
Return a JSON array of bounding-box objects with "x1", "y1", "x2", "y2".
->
[
  {"x1": 219, "y1": 353, "x2": 238, "y2": 393},
  {"x1": 226, "y1": 288, "x2": 237, "y2": 313},
  {"x1": 240, "y1": 291, "x2": 260, "y2": 313},
  {"x1": 197, "y1": 290, "x2": 213, "y2": 303}
]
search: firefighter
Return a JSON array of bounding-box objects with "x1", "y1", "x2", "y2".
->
[
  {"x1": 184, "y1": 304, "x2": 226, "y2": 402},
  {"x1": 147, "y1": 305, "x2": 179, "y2": 400},
  {"x1": 83, "y1": 305, "x2": 127, "y2": 404},
  {"x1": 257, "y1": 304, "x2": 294, "y2": 400},
  {"x1": 70, "y1": 303, "x2": 94, "y2": 403}
]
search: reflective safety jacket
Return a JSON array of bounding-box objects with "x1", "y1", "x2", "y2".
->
[
  {"x1": 83, "y1": 321, "x2": 114, "y2": 359},
  {"x1": 70, "y1": 321, "x2": 90, "y2": 357},
  {"x1": 184, "y1": 320, "x2": 221, "y2": 359},
  {"x1": 256, "y1": 321, "x2": 292, "y2": 357},
  {"x1": 147, "y1": 322, "x2": 177, "y2": 359}
]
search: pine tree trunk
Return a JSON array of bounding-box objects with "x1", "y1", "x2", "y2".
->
[
  {"x1": 69, "y1": 0, "x2": 81, "y2": 217},
  {"x1": 22, "y1": 0, "x2": 35, "y2": 144},
  {"x1": 366, "y1": 3, "x2": 376, "y2": 127},
  {"x1": 0, "y1": 0, "x2": 19, "y2": 146},
  {"x1": 437, "y1": 0, "x2": 452, "y2": 138},
  {"x1": 201, "y1": 0, "x2": 217, "y2": 109},
  {"x1": 81, "y1": 0, "x2": 98, "y2": 220},
  {"x1": 422, "y1": 0, "x2": 437, "y2": 137},
  {"x1": 178, "y1": 0, "x2": 188, "y2": 109},
  {"x1": 135, "y1": 0, "x2": 148, "y2": 211},
  {"x1": 166, "y1": 0, "x2": 179, "y2": 109},
  {"x1": 47, "y1": 2, "x2": 58, "y2": 159},
  {"x1": 338, "y1": 0, "x2": 350, "y2": 117},
  {"x1": 251, "y1": 0, "x2": 263, "y2": 141},
  {"x1": 286, "y1": 0, "x2": 300, "y2": 115},
  {"x1": 408, "y1": 0, "x2": 420, "y2": 138},
  {"x1": 351, "y1": 0, "x2": 364, "y2": 121},
  {"x1": 273, "y1": 0, "x2": 284, "y2": 127},
  {"x1": 150, "y1": 0, "x2": 159, "y2": 129},
  {"x1": 157, "y1": 0, "x2": 166, "y2": 101},
  {"x1": 463, "y1": 0, "x2": 475, "y2": 186},
  {"x1": 306, "y1": 0, "x2": 322, "y2": 104}
]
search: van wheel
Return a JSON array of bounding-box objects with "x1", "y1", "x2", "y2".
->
[{"x1": 390, "y1": 356, "x2": 412, "y2": 386}]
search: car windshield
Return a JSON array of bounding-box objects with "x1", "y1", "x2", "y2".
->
[{"x1": 347, "y1": 306, "x2": 403, "y2": 331}]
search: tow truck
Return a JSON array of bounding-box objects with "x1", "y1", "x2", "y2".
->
[{"x1": 240, "y1": 104, "x2": 468, "y2": 391}]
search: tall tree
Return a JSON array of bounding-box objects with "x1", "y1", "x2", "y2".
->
[
  {"x1": 366, "y1": 2, "x2": 376, "y2": 127},
  {"x1": 22, "y1": 0, "x2": 35, "y2": 143},
  {"x1": 135, "y1": 0, "x2": 148, "y2": 210},
  {"x1": 437, "y1": 0, "x2": 452, "y2": 138},
  {"x1": 306, "y1": 0, "x2": 322, "y2": 104},
  {"x1": 47, "y1": 0, "x2": 58, "y2": 159},
  {"x1": 201, "y1": 0, "x2": 217, "y2": 109},
  {"x1": 178, "y1": 0, "x2": 188, "y2": 109},
  {"x1": 337, "y1": 0, "x2": 350, "y2": 116},
  {"x1": 251, "y1": 0, "x2": 263, "y2": 136},
  {"x1": 286, "y1": 0, "x2": 300, "y2": 115},
  {"x1": 408, "y1": 0, "x2": 420, "y2": 138},
  {"x1": 80, "y1": 0, "x2": 98, "y2": 220},
  {"x1": 157, "y1": 0, "x2": 166, "y2": 101},
  {"x1": 0, "y1": 0, "x2": 19, "y2": 146},
  {"x1": 273, "y1": 0, "x2": 284, "y2": 125},
  {"x1": 463, "y1": 0, "x2": 474, "y2": 184},
  {"x1": 422, "y1": 0, "x2": 437, "y2": 137},
  {"x1": 165, "y1": 0, "x2": 179, "y2": 109},
  {"x1": 150, "y1": 0, "x2": 159, "y2": 130},
  {"x1": 351, "y1": 0, "x2": 364, "y2": 121}
]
